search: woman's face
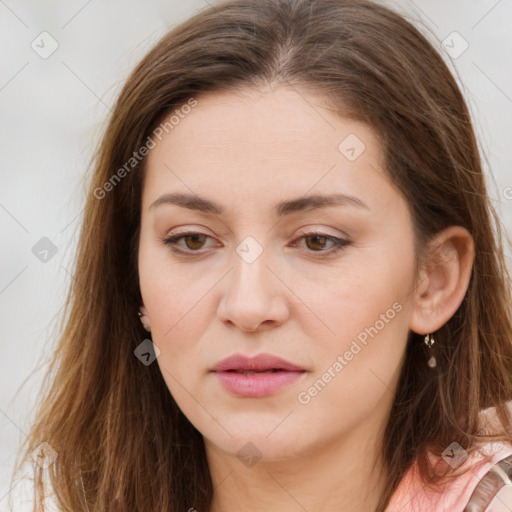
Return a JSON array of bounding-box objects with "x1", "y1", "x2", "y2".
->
[{"x1": 138, "y1": 85, "x2": 419, "y2": 463}]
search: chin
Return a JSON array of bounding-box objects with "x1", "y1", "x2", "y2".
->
[{"x1": 203, "y1": 425, "x2": 309, "y2": 464}]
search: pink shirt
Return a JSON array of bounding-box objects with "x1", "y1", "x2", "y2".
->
[{"x1": 385, "y1": 440, "x2": 512, "y2": 511}]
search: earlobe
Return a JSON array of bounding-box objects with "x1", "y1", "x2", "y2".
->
[
  {"x1": 409, "y1": 225, "x2": 474, "y2": 335},
  {"x1": 138, "y1": 305, "x2": 151, "y2": 332}
]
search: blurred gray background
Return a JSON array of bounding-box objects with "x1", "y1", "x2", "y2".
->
[{"x1": 1, "y1": 0, "x2": 511, "y2": 509}]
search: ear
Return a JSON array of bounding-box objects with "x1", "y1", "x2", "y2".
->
[
  {"x1": 409, "y1": 225, "x2": 474, "y2": 335},
  {"x1": 139, "y1": 305, "x2": 149, "y2": 317}
]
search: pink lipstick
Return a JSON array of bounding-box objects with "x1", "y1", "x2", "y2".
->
[{"x1": 211, "y1": 353, "x2": 307, "y2": 397}]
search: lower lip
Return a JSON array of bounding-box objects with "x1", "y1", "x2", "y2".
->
[{"x1": 213, "y1": 370, "x2": 306, "y2": 397}]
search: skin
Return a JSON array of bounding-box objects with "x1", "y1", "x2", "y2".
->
[{"x1": 138, "y1": 85, "x2": 474, "y2": 511}]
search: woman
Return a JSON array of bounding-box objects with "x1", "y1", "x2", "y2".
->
[{"x1": 11, "y1": 0, "x2": 512, "y2": 510}]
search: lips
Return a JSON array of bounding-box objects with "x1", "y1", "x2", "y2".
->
[
  {"x1": 211, "y1": 353, "x2": 305, "y2": 373},
  {"x1": 211, "y1": 353, "x2": 307, "y2": 397}
]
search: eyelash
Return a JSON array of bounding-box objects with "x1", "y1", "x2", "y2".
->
[{"x1": 161, "y1": 231, "x2": 351, "y2": 257}]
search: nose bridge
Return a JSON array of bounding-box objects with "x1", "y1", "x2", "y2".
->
[
  {"x1": 230, "y1": 234, "x2": 273, "y2": 300},
  {"x1": 217, "y1": 233, "x2": 289, "y2": 331}
]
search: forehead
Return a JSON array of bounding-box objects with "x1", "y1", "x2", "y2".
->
[{"x1": 141, "y1": 85, "x2": 390, "y2": 214}]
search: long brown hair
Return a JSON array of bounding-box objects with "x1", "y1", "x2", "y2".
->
[{"x1": 10, "y1": 0, "x2": 512, "y2": 510}]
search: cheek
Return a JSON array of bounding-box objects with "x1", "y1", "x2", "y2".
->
[
  {"x1": 139, "y1": 285, "x2": 204, "y2": 385},
  {"x1": 139, "y1": 244, "x2": 207, "y2": 335},
  {"x1": 294, "y1": 251, "x2": 413, "y2": 377},
  {"x1": 301, "y1": 257, "x2": 408, "y2": 330},
  {"x1": 295, "y1": 283, "x2": 408, "y2": 429},
  {"x1": 150, "y1": 285, "x2": 207, "y2": 356}
]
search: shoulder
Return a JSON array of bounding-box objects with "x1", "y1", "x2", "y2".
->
[
  {"x1": 464, "y1": 450, "x2": 512, "y2": 511},
  {"x1": 385, "y1": 440, "x2": 512, "y2": 512}
]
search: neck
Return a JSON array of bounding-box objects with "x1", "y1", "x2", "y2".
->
[{"x1": 206, "y1": 415, "x2": 389, "y2": 512}]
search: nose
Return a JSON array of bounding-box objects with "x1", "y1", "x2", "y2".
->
[{"x1": 216, "y1": 245, "x2": 290, "y2": 333}]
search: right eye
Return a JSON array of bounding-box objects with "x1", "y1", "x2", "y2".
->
[{"x1": 161, "y1": 232, "x2": 217, "y2": 254}]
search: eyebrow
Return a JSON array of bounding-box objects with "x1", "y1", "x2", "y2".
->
[{"x1": 149, "y1": 192, "x2": 369, "y2": 217}]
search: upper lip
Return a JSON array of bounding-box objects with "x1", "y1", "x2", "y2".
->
[{"x1": 211, "y1": 353, "x2": 306, "y2": 372}]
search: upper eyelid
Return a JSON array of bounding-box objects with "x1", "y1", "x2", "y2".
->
[
  {"x1": 165, "y1": 229, "x2": 346, "y2": 242},
  {"x1": 163, "y1": 230, "x2": 349, "y2": 252}
]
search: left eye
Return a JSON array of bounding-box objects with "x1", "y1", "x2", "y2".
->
[
  {"x1": 162, "y1": 231, "x2": 351, "y2": 255},
  {"x1": 291, "y1": 232, "x2": 351, "y2": 254}
]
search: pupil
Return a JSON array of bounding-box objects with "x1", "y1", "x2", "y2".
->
[
  {"x1": 307, "y1": 234, "x2": 326, "y2": 250},
  {"x1": 186, "y1": 234, "x2": 205, "y2": 250}
]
